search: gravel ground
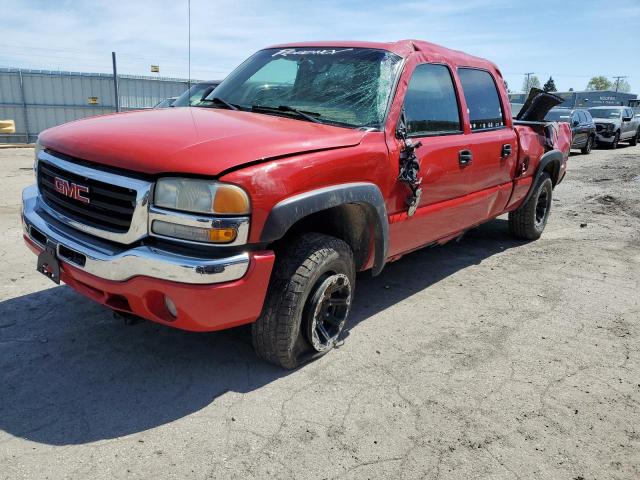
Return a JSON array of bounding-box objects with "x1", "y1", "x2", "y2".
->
[{"x1": 1, "y1": 145, "x2": 639, "y2": 480}]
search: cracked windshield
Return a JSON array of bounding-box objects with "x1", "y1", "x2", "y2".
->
[{"x1": 209, "y1": 47, "x2": 402, "y2": 129}]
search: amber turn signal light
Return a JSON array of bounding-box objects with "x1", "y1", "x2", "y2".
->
[
  {"x1": 208, "y1": 227, "x2": 237, "y2": 243},
  {"x1": 213, "y1": 185, "x2": 250, "y2": 215}
]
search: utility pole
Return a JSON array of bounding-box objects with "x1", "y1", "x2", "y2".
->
[
  {"x1": 112, "y1": 51, "x2": 120, "y2": 112},
  {"x1": 18, "y1": 69, "x2": 30, "y2": 143},
  {"x1": 524, "y1": 72, "x2": 534, "y2": 93},
  {"x1": 612, "y1": 76, "x2": 627, "y2": 93}
]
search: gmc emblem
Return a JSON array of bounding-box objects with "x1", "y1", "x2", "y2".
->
[{"x1": 53, "y1": 176, "x2": 90, "y2": 204}]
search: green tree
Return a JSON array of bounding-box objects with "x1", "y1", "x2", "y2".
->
[
  {"x1": 586, "y1": 76, "x2": 612, "y2": 91},
  {"x1": 522, "y1": 75, "x2": 541, "y2": 93},
  {"x1": 614, "y1": 79, "x2": 631, "y2": 93},
  {"x1": 543, "y1": 76, "x2": 557, "y2": 92}
]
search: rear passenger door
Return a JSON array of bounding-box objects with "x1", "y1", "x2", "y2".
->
[
  {"x1": 573, "y1": 111, "x2": 586, "y2": 147},
  {"x1": 457, "y1": 68, "x2": 516, "y2": 218}
]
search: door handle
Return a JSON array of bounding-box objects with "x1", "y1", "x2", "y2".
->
[
  {"x1": 501, "y1": 144, "x2": 512, "y2": 158},
  {"x1": 459, "y1": 150, "x2": 473, "y2": 166}
]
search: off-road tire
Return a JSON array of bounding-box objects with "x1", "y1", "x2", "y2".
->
[
  {"x1": 611, "y1": 132, "x2": 620, "y2": 149},
  {"x1": 581, "y1": 135, "x2": 593, "y2": 154},
  {"x1": 630, "y1": 129, "x2": 639, "y2": 147},
  {"x1": 252, "y1": 233, "x2": 355, "y2": 369},
  {"x1": 508, "y1": 173, "x2": 553, "y2": 240}
]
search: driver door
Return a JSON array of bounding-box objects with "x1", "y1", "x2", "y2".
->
[{"x1": 387, "y1": 63, "x2": 473, "y2": 256}]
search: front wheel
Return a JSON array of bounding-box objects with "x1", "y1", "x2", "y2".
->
[
  {"x1": 508, "y1": 173, "x2": 553, "y2": 240},
  {"x1": 252, "y1": 233, "x2": 355, "y2": 369},
  {"x1": 581, "y1": 135, "x2": 594, "y2": 154},
  {"x1": 611, "y1": 132, "x2": 620, "y2": 149},
  {"x1": 630, "y1": 129, "x2": 639, "y2": 147}
]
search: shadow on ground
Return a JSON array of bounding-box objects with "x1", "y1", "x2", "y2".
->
[{"x1": 0, "y1": 218, "x2": 524, "y2": 445}]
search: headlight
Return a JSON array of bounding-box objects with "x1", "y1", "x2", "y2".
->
[{"x1": 154, "y1": 178, "x2": 250, "y2": 215}]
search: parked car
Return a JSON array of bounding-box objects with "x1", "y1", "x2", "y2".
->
[
  {"x1": 23, "y1": 40, "x2": 571, "y2": 368},
  {"x1": 589, "y1": 106, "x2": 640, "y2": 149},
  {"x1": 153, "y1": 96, "x2": 177, "y2": 108},
  {"x1": 544, "y1": 108, "x2": 596, "y2": 154},
  {"x1": 171, "y1": 81, "x2": 221, "y2": 107}
]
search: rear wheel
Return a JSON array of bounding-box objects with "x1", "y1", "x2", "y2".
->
[
  {"x1": 508, "y1": 173, "x2": 553, "y2": 240},
  {"x1": 252, "y1": 233, "x2": 355, "y2": 369},
  {"x1": 630, "y1": 129, "x2": 639, "y2": 146},
  {"x1": 581, "y1": 135, "x2": 593, "y2": 154}
]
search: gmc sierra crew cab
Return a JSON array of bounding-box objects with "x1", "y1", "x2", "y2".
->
[{"x1": 22, "y1": 40, "x2": 571, "y2": 368}]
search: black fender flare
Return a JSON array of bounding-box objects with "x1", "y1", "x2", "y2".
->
[
  {"x1": 260, "y1": 182, "x2": 389, "y2": 276},
  {"x1": 520, "y1": 149, "x2": 564, "y2": 206}
]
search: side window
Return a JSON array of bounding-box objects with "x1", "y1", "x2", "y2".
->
[
  {"x1": 402, "y1": 64, "x2": 462, "y2": 136},
  {"x1": 457, "y1": 68, "x2": 505, "y2": 131}
]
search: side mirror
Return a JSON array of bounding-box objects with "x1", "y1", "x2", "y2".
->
[
  {"x1": 572, "y1": 120, "x2": 579, "y2": 127},
  {"x1": 623, "y1": 115, "x2": 633, "y2": 122}
]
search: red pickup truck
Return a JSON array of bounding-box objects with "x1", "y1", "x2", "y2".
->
[{"x1": 23, "y1": 40, "x2": 571, "y2": 368}]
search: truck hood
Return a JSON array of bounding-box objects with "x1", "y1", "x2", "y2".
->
[
  {"x1": 39, "y1": 108, "x2": 368, "y2": 176},
  {"x1": 592, "y1": 119, "x2": 619, "y2": 126}
]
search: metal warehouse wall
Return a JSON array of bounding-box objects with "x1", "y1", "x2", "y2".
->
[{"x1": 0, "y1": 68, "x2": 196, "y2": 143}]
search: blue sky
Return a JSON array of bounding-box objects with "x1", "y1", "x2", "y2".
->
[{"x1": 1, "y1": 0, "x2": 638, "y2": 93}]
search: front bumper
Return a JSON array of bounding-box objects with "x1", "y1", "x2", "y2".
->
[
  {"x1": 23, "y1": 184, "x2": 250, "y2": 284},
  {"x1": 22, "y1": 184, "x2": 275, "y2": 331},
  {"x1": 595, "y1": 133, "x2": 615, "y2": 143}
]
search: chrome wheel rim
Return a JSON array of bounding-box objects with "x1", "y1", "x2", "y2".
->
[{"x1": 306, "y1": 273, "x2": 352, "y2": 352}]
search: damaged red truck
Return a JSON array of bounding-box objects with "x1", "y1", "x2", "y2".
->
[{"x1": 22, "y1": 40, "x2": 571, "y2": 368}]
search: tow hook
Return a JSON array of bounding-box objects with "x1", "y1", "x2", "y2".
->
[{"x1": 398, "y1": 139, "x2": 423, "y2": 216}]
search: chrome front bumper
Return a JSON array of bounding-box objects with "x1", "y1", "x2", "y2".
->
[{"x1": 22, "y1": 185, "x2": 250, "y2": 284}]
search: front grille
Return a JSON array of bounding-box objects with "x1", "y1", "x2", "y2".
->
[{"x1": 38, "y1": 160, "x2": 137, "y2": 232}]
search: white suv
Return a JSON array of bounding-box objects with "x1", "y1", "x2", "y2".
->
[{"x1": 589, "y1": 106, "x2": 640, "y2": 149}]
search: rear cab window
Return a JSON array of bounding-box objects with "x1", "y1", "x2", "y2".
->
[
  {"x1": 402, "y1": 64, "x2": 462, "y2": 137},
  {"x1": 457, "y1": 68, "x2": 505, "y2": 132}
]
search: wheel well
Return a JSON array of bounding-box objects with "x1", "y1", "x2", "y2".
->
[
  {"x1": 274, "y1": 204, "x2": 372, "y2": 270},
  {"x1": 542, "y1": 159, "x2": 560, "y2": 186}
]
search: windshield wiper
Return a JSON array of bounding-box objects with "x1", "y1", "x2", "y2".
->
[
  {"x1": 200, "y1": 97, "x2": 240, "y2": 111},
  {"x1": 251, "y1": 105, "x2": 322, "y2": 124}
]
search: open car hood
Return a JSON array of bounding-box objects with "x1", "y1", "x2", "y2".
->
[
  {"x1": 39, "y1": 107, "x2": 368, "y2": 176},
  {"x1": 516, "y1": 88, "x2": 565, "y2": 122}
]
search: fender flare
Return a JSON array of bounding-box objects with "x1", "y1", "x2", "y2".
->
[
  {"x1": 520, "y1": 149, "x2": 563, "y2": 206},
  {"x1": 260, "y1": 182, "x2": 389, "y2": 276}
]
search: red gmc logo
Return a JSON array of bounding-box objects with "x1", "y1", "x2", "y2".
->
[{"x1": 54, "y1": 176, "x2": 90, "y2": 204}]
